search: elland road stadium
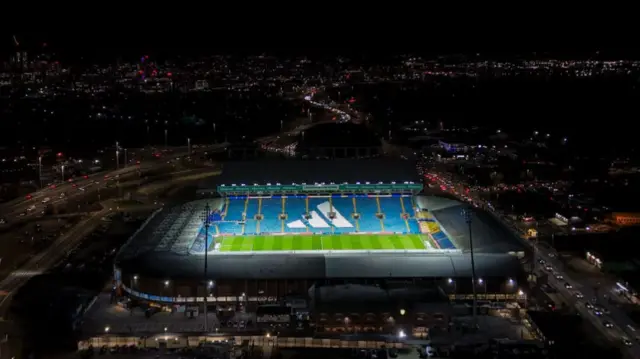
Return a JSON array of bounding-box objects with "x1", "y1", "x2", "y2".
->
[{"x1": 114, "y1": 160, "x2": 528, "y2": 308}]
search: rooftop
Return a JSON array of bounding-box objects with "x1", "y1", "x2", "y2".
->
[
  {"x1": 115, "y1": 249, "x2": 523, "y2": 281},
  {"x1": 201, "y1": 159, "x2": 418, "y2": 187}
]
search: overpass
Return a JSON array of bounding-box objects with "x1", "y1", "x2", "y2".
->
[{"x1": 0, "y1": 144, "x2": 226, "y2": 214}]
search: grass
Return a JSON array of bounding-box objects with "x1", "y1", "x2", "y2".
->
[{"x1": 217, "y1": 234, "x2": 427, "y2": 252}]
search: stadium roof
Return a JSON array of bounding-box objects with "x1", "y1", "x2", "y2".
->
[
  {"x1": 417, "y1": 196, "x2": 526, "y2": 253},
  {"x1": 200, "y1": 159, "x2": 418, "y2": 187},
  {"x1": 115, "y1": 199, "x2": 524, "y2": 281},
  {"x1": 116, "y1": 250, "x2": 523, "y2": 281}
]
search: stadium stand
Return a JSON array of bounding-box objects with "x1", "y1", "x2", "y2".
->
[
  {"x1": 416, "y1": 196, "x2": 524, "y2": 253},
  {"x1": 318, "y1": 199, "x2": 355, "y2": 233},
  {"x1": 259, "y1": 198, "x2": 282, "y2": 233},
  {"x1": 216, "y1": 196, "x2": 423, "y2": 236},
  {"x1": 223, "y1": 199, "x2": 245, "y2": 221},
  {"x1": 432, "y1": 231, "x2": 455, "y2": 249},
  {"x1": 329, "y1": 197, "x2": 357, "y2": 233},
  {"x1": 284, "y1": 198, "x2": 309, "y2": 233},
  {"x1": 355, "y1": 198, "x2": 383, "y2": 232},
  {"x1": 378, "y1": 197, "x2": 408, "y2": 232}
]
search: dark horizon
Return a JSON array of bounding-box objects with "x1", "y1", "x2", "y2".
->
[{"x1": 4, "y1": 32, "x2": 640, "y2": 60}]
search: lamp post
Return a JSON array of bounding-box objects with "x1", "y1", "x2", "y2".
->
[
  {"x1": 448, "y1": 278, "x2": 457, "y2": 298},
  {"x1": 462, "y1": 207, "x2": 478, "y2": 328},
  {"x1": 200, "y1": 203, "x2": 212, "y2": 332},
  {"x1": 164, "y1": 121, "x2": 168, "y2": 149},
  {"x1": 38, "y1": 156, "x2": 42, "y2": 189}
]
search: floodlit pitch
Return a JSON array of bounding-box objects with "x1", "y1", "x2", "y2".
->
[{"x1": 217, "y1": 234, "x2": 427, "y2": 252}]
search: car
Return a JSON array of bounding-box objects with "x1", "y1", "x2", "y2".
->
[
  {"x1": 603, "y1": 321, "x2": 614, "y2": 328},
  {"x1": 555, "y1": 274, "x2": 564, "y2": 280},
  {"x1": 593, "y1": 310, "x2": 602, "y2": 316},
  {"x1": 574, "y1": 292, "x2": 584, "y2": 299},
  {"x1": 564, "y1": 282, "x2": 573, "y2": 289},
  {"x1": 544, "y1": 264, "x2": 553, "y2": 271},
  {"x1": 595, "y1": 306, "x2": 610, "y2": 314},
  {"x1": 585, "y1": 302, "x2": 594, "y2": 309},
  {"x1": 538, "y1": 258, "x2": 546, "y2": 265},
  {"x1": 622, "y1": 338, "x2": 633, "y2": 346}
]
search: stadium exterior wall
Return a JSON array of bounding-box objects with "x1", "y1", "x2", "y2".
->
[{"x1": 114, "y1": 251, "x2": 525, "y2": 306}]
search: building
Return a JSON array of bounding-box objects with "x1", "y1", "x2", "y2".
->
[
  {"x1": 114, "y1": 160, "x2": 528, "y2": 333},
  {"x1": 609, "y1": 212, "x2": 640, "y2": 227}
]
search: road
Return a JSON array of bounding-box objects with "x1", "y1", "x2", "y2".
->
[
  {"x1": 0, "y1": 201, "x2": 117, "y2": 317},
  {"x1": 423, "y1": 164, "x2": 640, "y2": 343},
  {"x1": 424, "y1": 171, "x2": 640, "y2": 355},
  {"x1": 535, "y1": 247, "x2": 639, "y2": 356},
  {"x1": 0, "y1": 144, "x2": 226, "y2": 223}
]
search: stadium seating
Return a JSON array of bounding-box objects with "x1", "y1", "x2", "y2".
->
[
  {"x1": 432, "y1": 231, "x2": 455, "y2": 249},
  {"x1": 218, "y1": 196, "x2": 422, "y2": 236},
  {"x1": 401, "y1": 196, "x2": 414, "y2": 215},
  {"x1": 305, "y1": 198, "x2": 332, "y2": 233},
  {"x1": 407, "y1": 220, "x2": 421, "y2": 233},
  {"x1": 260, "y1": 198, "x2": 283, "y2": 233},
  {"x1": 284, "y1": 198, "x2": 309, "y2": 233},
  {"x1": 224, "y1": 199, "x2": 246, "y2": 221},
  {"x1": 356, "y1": 198, "x2": 383, "y2": 232},
  {"x1": 246, "y1": 199, "x2": 259, "y2": 219},
  {"x1": 323, "y1": 198, "x2": 356, "y2": 234},
  {"x1": 218, "y1": 222, "x2": 243, "y2": 234},
  {"x1": 378, "y1": 197, "x2": 407, "y2": 233}
]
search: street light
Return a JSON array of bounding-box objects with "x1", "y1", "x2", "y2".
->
[
  {"x1": 187, "y1": 138, "x2": 191, "y2": 155},
  {"x1": 164, "y1": 123, "x2": 168, "y2": 149},
  {"x1": 462, "y1": 207, "x2": 478, "y2": 328},
  {"x1": 448, "y1": 278, "x2": 457, "y2": 297},
  {"x1": 38, "y1": 156, "x2": 43, "y2": 189},
  {"x1": 200, "y1": 203, "x2": 212, "y2": 332},
  {"x1": 61, "y1": 165, "x2": 65, "y2": 182},
  {"x1": 115, "y1": 141, "x2": 120, "y2": 169}
]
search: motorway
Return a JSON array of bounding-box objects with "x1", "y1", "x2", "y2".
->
[
  {"x1": 0, "y1": 144, "x2": 228, "y2": 311},
  {"x1": 0, "y1": 201, "x2": 116, "y2": 317},
  {"x1": 0, "y1": 144, "x2": 226, "y2": 223}
]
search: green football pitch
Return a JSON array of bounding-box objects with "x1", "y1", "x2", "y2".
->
[{"x1": 217, "y1": 234, "x2": 427, "y2": 252}]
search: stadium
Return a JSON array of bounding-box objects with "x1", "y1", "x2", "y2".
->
[{"x1": 114, "y1": 160, "x2": 529, "y2": 309}]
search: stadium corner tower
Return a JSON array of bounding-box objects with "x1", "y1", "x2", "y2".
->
[{"x1": 115, "y1": 160, "x2": 528, "y2": 309}]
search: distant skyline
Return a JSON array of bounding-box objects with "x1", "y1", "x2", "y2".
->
[{"x1": 3, "y1": 31, "x2": 640, "y2": 59}]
